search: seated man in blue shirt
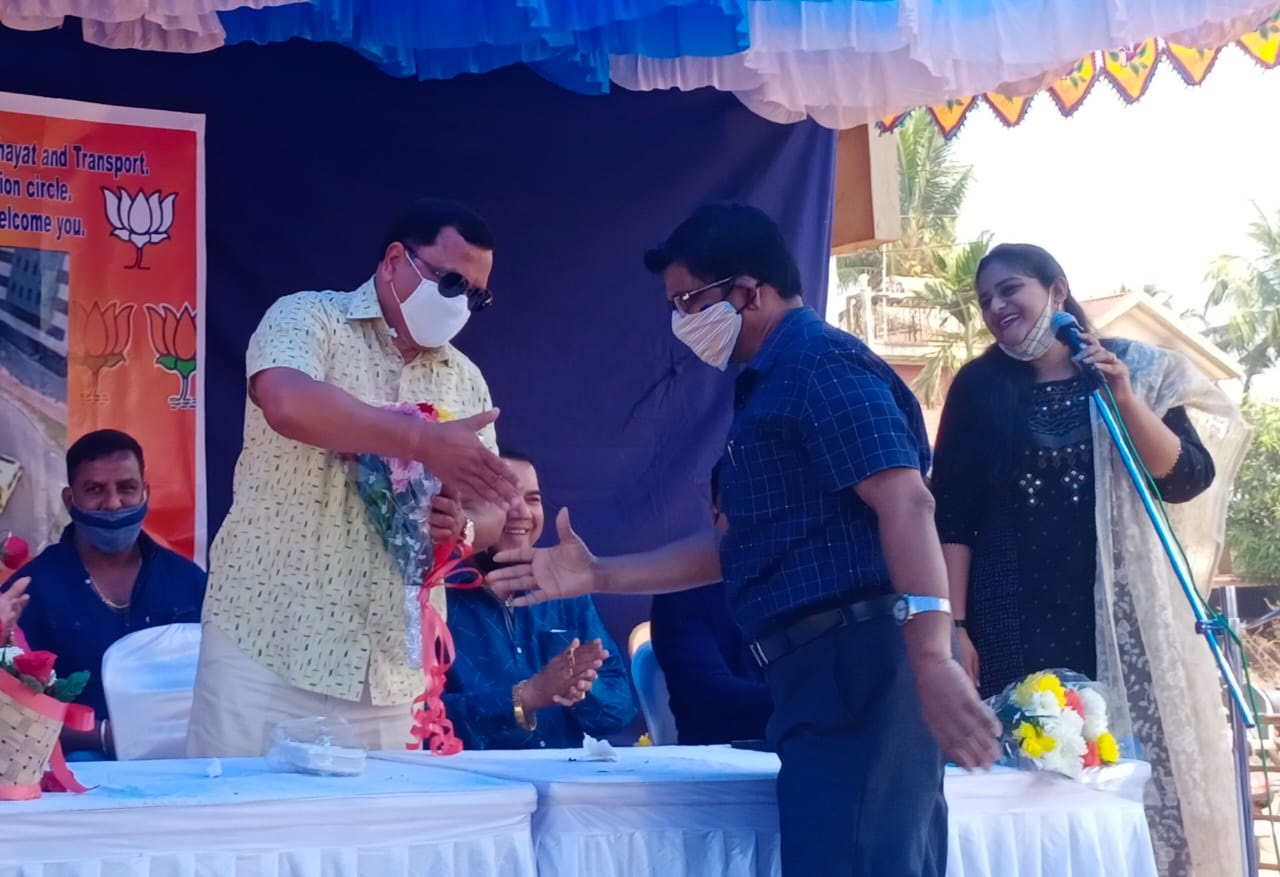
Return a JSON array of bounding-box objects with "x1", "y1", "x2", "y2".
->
[
  {"x1": 444, "y1": 450, "x2": 635, "y2": 750},
  {"x1": 4, "y1": 429, "x2": 207, "y2": 759},
  {"x1": 651, "y1": 462, "x2": 771, "y2": 744}
]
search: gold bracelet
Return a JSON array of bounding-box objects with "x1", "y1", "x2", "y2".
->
[{"x1": 513, "y1": 681, "x2": 537, "y2": 732}]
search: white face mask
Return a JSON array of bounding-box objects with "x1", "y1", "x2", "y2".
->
[
  {"x1": 671, "y1": 301, "x2": 742, "y2": 371},
  {"x1": 998, "y1": 299, "x2": 1057, "y2": 362},
  {"x1": 397, "y1": 256, "x2": 471, "y2": 349}
]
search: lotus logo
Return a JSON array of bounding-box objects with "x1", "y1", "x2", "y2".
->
[
  {"x1": 145, "y1": 303, "x2": 197, "y2": 409},
  {"x1": 72, "y1": 301, "x2": 135, "y2": 399},
  {"x1": 102, "y1": 188, "x2": 177, "y2": 270}
]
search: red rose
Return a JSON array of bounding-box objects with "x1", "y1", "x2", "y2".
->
[
  {"x1": 13, "y1": 650, "x2": 56, "y2": 686},
  {"x1": 1, "y1": 535, "x2": 28, "y2": 570}
]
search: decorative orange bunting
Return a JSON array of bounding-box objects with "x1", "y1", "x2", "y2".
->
[
  {"x1": 1239, "y1": 10, "x2": 1280, "y2": 69},
  {"x1": 927, "y1": 96, "x2": 976, "y2": 138},
  {"x1": 894, "y1": 8, "x2": 1280, "y2": 140},
  {"x1": 984, "y1": 92, "x2": 1032, "y2": 128},
  {"x1": 1165, "y1": 43, "x2": 1222, "y2": 85},
  {"x1": 1102, "y1": 39, "x2": 1160, "y2": 101},
  {"x1": 1047, "y1": 54, "x2": 1099, "y2": 116},
  {"x1": 877, "y1": 111, "x2": 910, "y2": 134}
]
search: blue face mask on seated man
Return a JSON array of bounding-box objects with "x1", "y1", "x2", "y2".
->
[{"x1": 69, "y1": 500, "x2": 148, "y2": 554}]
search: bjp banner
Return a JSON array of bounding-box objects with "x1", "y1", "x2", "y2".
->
[{"x1": 0, "y1": 92, "x2": 205, "y2": 565}]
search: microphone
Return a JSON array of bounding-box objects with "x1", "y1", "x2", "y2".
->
[{"x1": 1050, "y1": 311, "x2": 1104, "y2": 387}]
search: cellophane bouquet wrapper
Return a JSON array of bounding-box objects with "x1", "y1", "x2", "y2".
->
[
  {"x1": 985, "y1": 668, "x2": 1121, "y2": 780},
  {"x1": 346, "y1": 403, "x2": 444, "y2": 670}
]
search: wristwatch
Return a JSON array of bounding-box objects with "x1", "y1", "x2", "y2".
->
[{"x1": 891, "y1": 595, "x2": 952, "y2": 625}]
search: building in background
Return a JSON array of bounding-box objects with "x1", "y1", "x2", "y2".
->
[
  {"x1": 828, "y1": 272, "x2": 1244, "y2": 440},
  {"x1": 0, "y1": 246, "x2": 69, "y2": 381},
  {"x1": 0, "y1": 246, "x2": 71, "y2": 555}
]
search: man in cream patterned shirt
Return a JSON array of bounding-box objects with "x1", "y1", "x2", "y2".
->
[{"x1": 188, "y1": 199, "x2": 520, "y2": 756}]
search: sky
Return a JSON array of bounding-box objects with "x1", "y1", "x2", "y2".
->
[{"x1": 949, "y1": 48, "x2": 1280, "y2": 315}]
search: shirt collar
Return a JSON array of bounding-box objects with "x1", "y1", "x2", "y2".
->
[
  {"x1": 745, "y1": 306, "x2": 819, "y2": 375},
  {"x1": 344, "y1": 276, "x2": 383, "y2": 321},
  {"x1": 345, "y1": 275, "x2": 453, "y2": 365}
]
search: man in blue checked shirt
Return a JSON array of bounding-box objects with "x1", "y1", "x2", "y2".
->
[{"x1": 490, "y1": 204, "x2": 1000, "y2": 875}]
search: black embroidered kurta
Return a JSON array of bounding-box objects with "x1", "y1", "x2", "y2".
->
[{"x1": 933, "y1": 371, "x2": 1214, "y2": 700}]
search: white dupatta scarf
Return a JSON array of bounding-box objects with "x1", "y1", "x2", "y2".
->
[{"x1": 1093, "y1": 340, "x2": 1252, "y2": 876}]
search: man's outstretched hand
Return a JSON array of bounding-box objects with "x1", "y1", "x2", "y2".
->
[
  {"x1": 415, "y1": 409, "x2": 520, "y2": 508},
  {"x1": 487, "y1": 508, "x2": 598, "y2": 606}
]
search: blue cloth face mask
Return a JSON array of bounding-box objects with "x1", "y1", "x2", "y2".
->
[{"x1": 69, "y1": 500, "x2": 148, "y2": 554}]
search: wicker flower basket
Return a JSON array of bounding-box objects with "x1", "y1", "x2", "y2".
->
[{"x1": 0, "y1": 668, "x2": 92, "y2": 800}]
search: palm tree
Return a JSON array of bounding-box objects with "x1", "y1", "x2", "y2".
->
[
  {"x1": 833, "y1": 112, "x2": 992, "y2": 407},
  {"x1": 836, "y1": 113, "x2": 974, "y2": 289},
  {"x1": 910, "y1": 234, "x2": 994, "y2": 406},
  {"x1": 1199, "y1": 205, "x2": 1280, "y2": 396}
]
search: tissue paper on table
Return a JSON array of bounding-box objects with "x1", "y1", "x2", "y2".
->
[
  {"x1": 264, "y1": 716, "x2": 367, "y2": 777},
  {"x1": 579, "y1": 734, "x2": 619, "y2": 762}
]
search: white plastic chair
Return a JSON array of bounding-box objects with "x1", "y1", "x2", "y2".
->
[
  {"x1": 630, "y1": 638, "x2": 679, "y2": 746},
  {"x1": 101, "y1": 623, "x2": 202, "y2": 760}
]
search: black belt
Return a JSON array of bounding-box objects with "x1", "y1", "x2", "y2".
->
[{"x1": 748, "y1": 593, "x2": 900, "y2": 668}]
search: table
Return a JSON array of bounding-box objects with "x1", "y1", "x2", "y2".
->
[
  {"x1": 376, "y1": 746, "x2": 1158, "y2": 877},
  {"x1": 386, "y1": 746, "x2": 780, "y2": 876},
  {"x1": 0, "y1": 757, "x2": 538, "y2": 877},
  {"x1": 1077, "y1": 758, "x2": 1151, "y2": 805},
  {"x1": 945, "y1": 765, "x2": 1158, "y2": 877}
]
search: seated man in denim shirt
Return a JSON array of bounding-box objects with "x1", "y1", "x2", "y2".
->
[
  {"x1": 444, "y1": 451, "x2": 634, "y2": 749},
  {"x1": 651, "y1": 463, "x2": 771, "y2": 744},
  {"x1": 3, "y1": 430, "x2": 206, "y2": 759}
]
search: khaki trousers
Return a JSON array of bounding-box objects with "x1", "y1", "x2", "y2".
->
[{"x1": 186, "y1": 622, "x2": 412, "y2": 757}]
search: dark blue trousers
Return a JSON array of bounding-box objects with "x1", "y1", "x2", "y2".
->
[{"x1": 762, "y1": 616, "x2": 947, "y2": 876}]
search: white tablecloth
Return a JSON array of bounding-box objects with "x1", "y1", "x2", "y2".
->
[
  {"x1": 945, "y1": 766, "x2": 1157, "y2": 877},
  {"x1": 376, "y1": 746, "x2": 1158, "y2": 877},
  {"x1": 0, "y1": 757, "x2": 538, "y2": 877}
]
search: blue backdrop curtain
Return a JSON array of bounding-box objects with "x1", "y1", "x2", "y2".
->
[{"x1": 0, "y1": 23, "x2": 835, "y2": 657}]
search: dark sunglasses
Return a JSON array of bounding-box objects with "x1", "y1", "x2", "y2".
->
[{"x1": 406, "y1": 247, "x2": 494, "y2": 312}]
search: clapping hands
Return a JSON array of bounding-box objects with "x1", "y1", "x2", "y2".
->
[{"x1": 523, "y1": 637, "x2": 608, "y2": 709}]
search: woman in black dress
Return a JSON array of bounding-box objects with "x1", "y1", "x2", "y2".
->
[{"x1": 931, "y1": 243, "x2": 1247, "y2": 876}]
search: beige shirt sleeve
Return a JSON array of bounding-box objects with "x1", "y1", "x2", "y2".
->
[{"x1": 246, "y1": 292, "x2": 333, "y2": 381}]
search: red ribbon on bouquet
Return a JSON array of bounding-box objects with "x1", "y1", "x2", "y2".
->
[
  {"x1": 407, "y1": 539, "x2": 485, "y2": 755},
  {"x1": 0, "y1": 670, "x2": 93, "y2": 800}
]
